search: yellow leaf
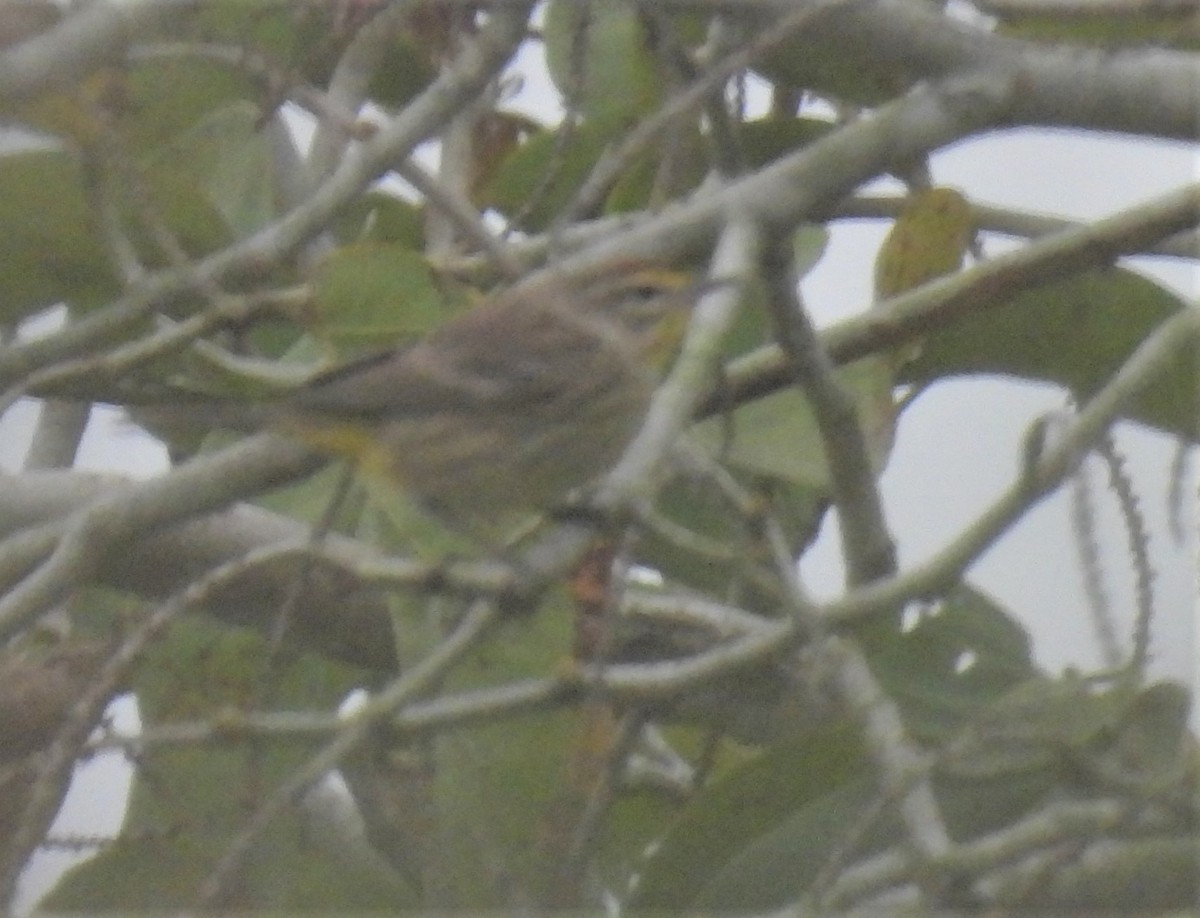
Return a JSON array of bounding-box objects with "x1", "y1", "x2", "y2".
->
[
  {"x1": 873, "y1": 187, "x2": 973, "y2": 368},
  {"x1": 874, "y1": 187, "x2": 973, "y2": 301}
]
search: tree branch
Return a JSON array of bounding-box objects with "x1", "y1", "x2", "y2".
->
[
  {"x1": 0, "y1": 0, "x2": 192, "y2": 104},
  {"x1": 0, "y1": 1, "x2": 536, "y2": 390},
  {"x1": 712, "y1": 183, "x2": 1200, "y2": 417},
  {"x1": 822, "y1": 304, "x2": 1200, "y2": 624},
  {"x1": 652, "y1": 0, "x2": 1199, "y2": 139},
  {"x1": 761, "y1": 238, "x2": 896, "y2": 586}
]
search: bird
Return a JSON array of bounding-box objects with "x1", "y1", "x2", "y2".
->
[{"x1": 144, "y1": 260, "x2": 710, "y2": 535}]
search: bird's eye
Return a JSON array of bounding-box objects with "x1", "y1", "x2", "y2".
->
[{"x1": 631, "y1": 283, "x2": 663, "y2": 299}]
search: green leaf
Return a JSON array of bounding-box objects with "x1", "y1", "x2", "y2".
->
[
  {"x1": 630, "y1": 722, "x2": 869, "y2": 910},
  {"x1": 753, "y1": 29, "x2": 910, "y2": 104},
  {"x1": 293, "y1": 3, "x2": 436, "y2": 104},
  {"x1": 131, "y1": 163, "x2": 231, "y2": 266},
  {"x1": 904, "y1": 266, "x2": 1197, "y2": 438},
  {"x1": 603, "y1": 125, "x2": 708, "y2": 215},
  {"x1": 1079, "y1": 679, "x2": 1193, "y2": 793},
  {"x1": 0, "y1": 149, "x2": 119, "y2": 320},
  {"x1": 420, "y1": 588, "x2": 583, "y2": 905},
  {"x1": 542, "y1": 0, "x2": 663, "y2": 128},
  {"x1": 121, "y1": 56, "x2": 259, "y2": 155},
  {"x1": 333, "y1": 191, "x2": 426, "y2": 248},
  {"x1": 739, "y1": 116, "x2": 836, "y2": 169},
  {"x1": 480, "y1": 122, "x2": 609, "y2": 230},
  {"x1": 1, "y1": 70, "x2": 121, "y2": 148},
  {"x1": 853, "y1": 584, "x2": 1038, "y2": 742},
  {"x1": 193, "y1": 0, "x2": 301, "y2": 66},
  {"x1": 629, "y1": 588, "x2": 1041, "y2": 912},
  {"x1": 310, "y1": 244, "x2": 454, "y2": 357},
  {"x1": 639, "y1": 471, "x2": 775, "y2": 600},
  {"x1": 44, "y1": 616, "x2": 399, "y2": 912},
  {"x1": 938, "y1": 672, "x2": 1128, "y2": 778},
  {"x1": 686, "y1": 775, "x2": 875, "y2": 912},
  {"x1": 356, "y1": 474, "x2": 477, "y2": 561},
  {"x1": 364, "y1": 32, "x2": 439, "y2": 108},
  {"x1": 693, "y1": 356, "x2": 897, "y2": 491},
  {"x1": 144, "y1": 101, "x2": 277, "y2": 240}
]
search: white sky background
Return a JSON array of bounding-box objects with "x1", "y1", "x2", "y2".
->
[{"x1": 1, "y1": 29, "x2": 1197, "y2": 914}]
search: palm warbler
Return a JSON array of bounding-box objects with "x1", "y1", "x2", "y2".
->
[{"x1": 184, "y1": 261, "x2": 706, "y2": 532}]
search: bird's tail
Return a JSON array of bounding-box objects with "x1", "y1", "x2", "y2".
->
[{"x1": 122, "y1": 396, "x2": 277, "y2": 460}]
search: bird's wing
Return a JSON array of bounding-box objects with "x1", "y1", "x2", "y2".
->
[{"x1": 288, "y1": 302, "x2": 586, "y2": 421}]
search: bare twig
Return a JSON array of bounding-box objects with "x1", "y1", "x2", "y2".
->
[
  {"x1": 307, "y1": 0, "x2": 426, "y2": 183},
  {"x1": 396, "y1": 158, "x2": 521, "y2": 276},
  {"x1": 597, "y1": 215, "x2": 758, "y2": 509},
  {"x1": 0, "y1": 0, "x2": 193, "y2": 105},
  {"x1": 837, "y1": 195, "x2": 1200, "y2": 261},
  {"x1": 0, "y1": 286, "x2": 307, "y2": 415},
  {"x1": 759, "y1": 511, "x2": 951, "y2": 898},
  {"x1": 1094, "y1": 434, "x2": 1157, "y2": 674},
  {"x1": 1070, "y1": 454, "x2": 1122, "y2": 668},
  {"x1": 761, "y1": 238, "x2": 896, "y2": 586}
]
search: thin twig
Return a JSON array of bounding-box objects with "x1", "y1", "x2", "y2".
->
[
  {"x1": 761, "y1": 237, "x2": 896, "y2": 585},
  {"x1": 1094, "y1": 434, "x2": 1157, "y2": 674},
  {"x1": 598, "y1": 215, "x2": 758, "y2": 506},
  {"x1": 559, "y1": 0, "x2": 851, "y2": 224},
  {"x1": 1070, "y1": 453, "x2": 1121, "y2": 668}
]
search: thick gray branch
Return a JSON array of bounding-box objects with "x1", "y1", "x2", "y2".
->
[{"x1": 0, "y1": 0, "x2": 193, "y2": 104}]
